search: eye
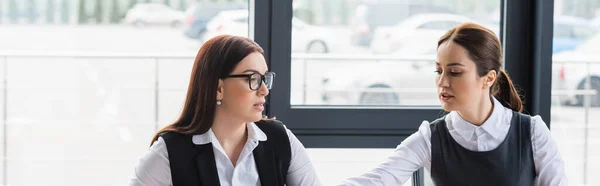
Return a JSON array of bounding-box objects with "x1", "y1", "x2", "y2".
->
[
  {"x1": 434, "y1": 69, "x2": 442, "y2": 75},
  {"x1": 250, "y1": 73, "x2": 261, "y2": 82},
  {"x1": 447, "y1": 68, "x2": 462, "y2": 76}
]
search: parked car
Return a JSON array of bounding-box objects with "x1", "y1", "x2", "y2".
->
[
  {"x1": 487, "y1": 15, "x2": 598, "y2": 54},
  {"x1": 182, "y1": 2, "x2": 247, "y2": 39},
  {"x1": 553, "y1": 15, "x2": 598, "y2": 54},
  {"x1": 369, "y1": 13, "x2": 474, "y2": 54},
  {"x1": 349, "y1": 0, "x2": 455, "y2": 47},
  {"x1": 123, "y1": 3, "x2": 185, "y2": 27},
  {"x1": 553, "y1": 34, "x2": 600, "y2": 107},
  {"x1": 202, "y1": 9, "x2": 333, "y2": 53},
  {"x1": 319, "y1": 54, "x2": 440, "y2": 106}
]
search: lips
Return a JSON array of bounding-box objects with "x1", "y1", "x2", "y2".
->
[
  {"x1": 253, "y1": 101, "x2": 265, "y2": 111},
  {"x1": 253, "y1": 101, "x2": 265, "y2": 106},
  {"x1": 440, "y1": 92, "x2": 454, "y2": 101},
  {"x1": 440, "y1": 92, "x2": 454, "y2": 97}
]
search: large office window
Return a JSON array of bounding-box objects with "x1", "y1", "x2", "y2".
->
[
  {"x1": 266, "y1": 0, "x2": 503, "y2": 147},
  {"x1": 290, "y1": 0, "x2": 500, "y2": 107},
  {"x1": 262, "y1": 0, "x2": 501, "y2": 185},
  {"x1": 551, "y1": 0, "x2": 600, "y2": 185},
  {"x1": 261, "y1": 0, "x2": 558, "y2": 185}
]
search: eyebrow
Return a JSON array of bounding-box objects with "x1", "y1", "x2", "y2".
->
[
  {"x1": 242, "y1": 69, "x2": 260, "y2": 73},
  {"x1": 435, "y1": 62, "x2": 465, "y2": 67},
  {"x1": 242, "y1": 69, "x2": 268, "y2": 74}
]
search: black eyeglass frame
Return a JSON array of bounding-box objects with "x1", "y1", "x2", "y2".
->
[{"x1": 225, "y1": 71, "x2": 276, "y2": 91}]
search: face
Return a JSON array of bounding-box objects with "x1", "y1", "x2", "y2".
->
[
  {"x1": 435, "y1": 41, "x2": 495, "y2": 112},
  {"x1": 217, "y1": 52, "x2": 270, "y2": 122}
]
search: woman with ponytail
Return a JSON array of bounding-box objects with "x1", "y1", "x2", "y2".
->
[{"x1": 340, "y1": 23, "x2": 566, "y2": 186}]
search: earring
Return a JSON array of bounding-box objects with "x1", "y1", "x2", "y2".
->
[{"x1": 217, "y1": 100, "x2": 222, "y2": 105}]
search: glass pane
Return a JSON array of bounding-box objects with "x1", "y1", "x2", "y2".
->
[
  {"x1": 0, "y1": 0, "x2": 250, "y2": 185},
  {"x1": 552, "y1": 1, "x2": 600, "y2": 185},
  {"x1": 291, "y1": 0, "x2": 501, "y2": 107}
]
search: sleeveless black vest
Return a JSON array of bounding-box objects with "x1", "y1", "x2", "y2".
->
[
  {"x1": 159, "y1": 120, "x2": 291, "y2": 186},
  {"x1": 429, "y1": 111, "x2": 537, "y2": 186}
]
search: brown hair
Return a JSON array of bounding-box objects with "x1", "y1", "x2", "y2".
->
[
  {"x1": 150, "y1": 35, "x2": 264, "y2": 146},
  {"x1": 438, "y1": 23, "x2": 523, "y2": 112}
]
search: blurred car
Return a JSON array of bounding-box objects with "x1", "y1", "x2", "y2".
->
[
  {"x1": 182, "y1": 2, "x2": 247, "y2": 39},
  {"x1": 487, "y1": 15, "x2": 597, "y2": 54},
  {"x1": 320, "y1": 53, "x2": 440, "y2": 106},
  {"x1": 553, "y1": 15, "x2": 598, "y2": 54},
  {"x1": 553, "y1": 34, "x2": 600, "y2": 107},
  {"x1": 369, "y1": 13, "x2": 474, "y2": 54},
  {"x1": 123, "y1": 3, "x2": 185, "y2": 27},
  {"x1": 349, "y1": 0, "x2": 455, "y2": 47},
  {"x1": 202, "y1": 9, "x2": 333, "y2": 53}
]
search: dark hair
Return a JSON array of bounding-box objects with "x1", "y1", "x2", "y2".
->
[
  {"x1": 438, "y1": 23, "x2": 523, "y2": 112},
  {"x1": 150, "y1": 35, "x2": 264, "y2": 146}
]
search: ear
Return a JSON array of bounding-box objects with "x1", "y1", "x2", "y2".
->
[
  {"x1": 483, "y1": 70, "x2": 497, "y2": 89},
  {"x1": 217, "y1": 79, "x2": 224, "y2": 101}
]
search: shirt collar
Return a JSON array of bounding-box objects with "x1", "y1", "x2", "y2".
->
[
  {"x1": 191, "y1": 129, "x2": 213, "y2": 145},
  {"x1": 448, "y1": 96, "x2": 506, "y2": 140},
  {"x1": 248, "y1": 122, "x2": 268, "y2": 142},
  {"x1": 192, "y1": 122, "x2": 268, "y2": 145}
]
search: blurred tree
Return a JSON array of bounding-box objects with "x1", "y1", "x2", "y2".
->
[
  {"x1": 165, "y1": 0, "x2": 171, "y2": 7},
  {"x1": 8, "y1": 0, "x2": 18, "y2": 23},
  {"x1": 27, "y1": 0, "x2": 37, "y2": 23},
  {"x1": 109, "y1": 0, "x2": 120, "y2": 23},
  {"x1": 179, "y1": 0, "x2": 187, "y2": 11},
  {"x1": 340, "y1": 0, "x2": 348, "y2": 25},
  {"x1": 94, "y1": 0, "x2": 103, "y2": 23},
  {"x1": 589, "y1": 0, "x2": 598, "y2": 18},
  {"x1": 128, "y1": 0, "x2": 137, "y2": 10},
  {"x1": 78, "y1": 0, "x2": 88, "y2": 24},
  {"x1": 61, "y1": 0, "x2": 70, "y2": 24},
  {"x1": 47, "y1": 0, "x2": 56, "y2": 23}
]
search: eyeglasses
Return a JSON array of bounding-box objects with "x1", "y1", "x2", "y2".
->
[{"x1": 225, "y1": 71, "x2": 275, "y2": 91}]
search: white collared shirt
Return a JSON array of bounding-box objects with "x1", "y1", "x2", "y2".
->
[
  {"x1": 129, "y1": 123, "x2": 322, "y2": 186},
  {"x1": 340, "y1": 97, "x2": 568, "y2": 186}
]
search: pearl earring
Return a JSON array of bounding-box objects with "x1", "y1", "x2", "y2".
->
[{"x1": 217, "y1": 100, "x2": 222, "y2": 105}]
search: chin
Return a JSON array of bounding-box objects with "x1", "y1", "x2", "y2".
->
[
  {"x1": 440, "y1": 102, "x2": 456, "y2": 112},
  {"x1": 248, "y1": 113, "x2": 263, "y2": 122}
]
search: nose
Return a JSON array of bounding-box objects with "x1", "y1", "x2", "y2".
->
[
  {"x1": 436, "y1": 74, "x2": 449, "y2": 88},
  {"x1": 257, "y1": 81, "x2": 269, "y2": 96}
]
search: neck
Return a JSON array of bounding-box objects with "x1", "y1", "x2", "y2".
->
[
  {"x1": 457, "y1": 95, "x2": 494, "y2": 126},
  {"x1": 211, "y1": 111, "x2": 248, "y2": 149}
]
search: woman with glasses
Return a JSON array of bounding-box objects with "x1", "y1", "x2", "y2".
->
[
  {"x1": 129, "y1": 35, "x2": 321, "y2": 186},
  {"x1": 339, "y1": 23, "x2": 567, "y2": 186}
]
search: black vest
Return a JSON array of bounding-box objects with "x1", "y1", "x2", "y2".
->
[
  {"x1": 159, "y1": 120, "x2": 291, "y2": 186},
  {"x1": 429, "y1": 111, "x2": 537, "y2": 186}
]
